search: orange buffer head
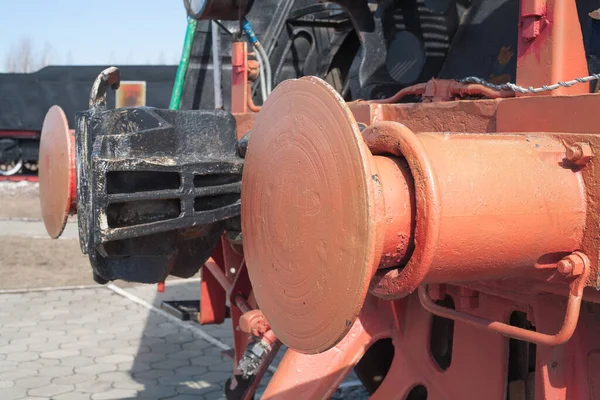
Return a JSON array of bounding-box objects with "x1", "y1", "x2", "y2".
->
[
  {"x1": 39, "y1": 106, "x2": 77, "y2": 239},
  {"x1": 241, "y1": 77, "x2": 414, "y2": 354}
]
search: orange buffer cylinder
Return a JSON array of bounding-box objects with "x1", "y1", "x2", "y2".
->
[
  {"x1": 242, "y1": 77, "x2": 587, "y2": 354},
  {"x1": 366, "y1": 122, "x2": 586, "y2": 298}
]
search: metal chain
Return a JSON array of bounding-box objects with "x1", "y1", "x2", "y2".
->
[{"x1": 460, "y1": 74, "x2": 600, "y2": 94}]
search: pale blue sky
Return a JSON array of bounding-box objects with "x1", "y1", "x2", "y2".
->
[{"x1": 0, "y1": 0, "x2": 187, "y2": 71}]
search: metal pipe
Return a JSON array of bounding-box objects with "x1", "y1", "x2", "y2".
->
[
  {"x1": 256, "y1": 42, "x2": 272, "y2": 93},
  {"x1": 169, "y1": 17, "x2": 198, "y2": 110},
  {"x1": 204, "y1": 258, "x2": 232, "y2": 293},
  {"x1": 255, "y1": 46, "x2": 269, "y2": 102},
  {"x1": 418, "y1": 262, "x2": 588, "y2": 346},
  {"x1": 211, "y1": 21, "x2": 224, "y2": 109}
]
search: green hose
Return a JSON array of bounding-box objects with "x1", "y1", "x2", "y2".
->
[{"x1": 169, "y1": 17, "x2": 198, "y2": 110}]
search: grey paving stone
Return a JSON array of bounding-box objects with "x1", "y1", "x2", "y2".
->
[
  {"x1": 9, "y1": 337, "x2": 48, "y2": 346},
  {"x1": 13, "y1": 376, "x2": 53, "y2": 389},
  {"x1": 156, "y1": 374, "x2": 197, "y2": 387},
  {"x1": 18, "y1": 359, "x2": 60, "y2": 369},
  {"x1": 164, "y1": 332, "x2": 196, "y2": 344},
  {"x1": 133, "y1": 352, "x2": 167, "y2": 364},
  {"x1": 151, "y1": 357, "x2": 190, "y2": 370},
  {"x1": 0, "y1": 284, "x2": 283, "y2": 400},
  {"x1": 91, "y1": 389, "x2": 139, "y2": 399},
  {"x1": 52, "y1": 374, "x2": 98, "y2": 385},
  {"x1": 41, "y1": 349, "x2": 80, "y2": 359},
  {"x1": 0, "y1": 379, "x2": 15, "y2": 388},
  {"x1": 78, "y1": 334, "x2": 115, "y2": 343},
  {"x1": 192, "y1": 371, "x2": 230, "y2": 385},
  {"x1": 37, "y1": 366, "x2": 75, "y2": 378},
  {"x1": 29, "y1": 330, "x2": 66, "y2": 338},
  {"x1": 112, "y1": 378, "x2": 153, "y2": 391},
  {"x1": 0, "y1": 368, "x2": 38, "y2": 380},
  {"x1": 117, "y1": 360, "x2": 151, "y2": 373},
  {"x1": 74, "y1": 363, "x2": 117, "y2": 375},
  {"x1": 191, "y1": 354, "x2": 224, "y2": 367},
  {"x1": 209, "y1": 360, "x2": 235, "y2": 372},
  {"x1": 28, "y1": 383, "x2": 75, "y2": 397},
  {"x1": 95, "y1": 371, "x2": 135, "y2": 383},
  {"x1": 129, "y1": 337, "x2": 165, "y2": 347},
  {"x1": 148, "y1": 343, "x2": 184, "y2": 354},
  {"x1": 175, "y1": 380, "x2": 222, "y2": 396},
  {"x1": 0, "y1": 344, "x2": 28, "y2": 354},
  {"x1": 168, "y1": 349, "x2": 206, "y2": 360},
  {"x1": 178, "y1": 365, "x2": 210, "y2": 376},
  {"x1": 4, "y1": 321, "x2": 37, "y2": 329},
  {"x1": 53, "y1": 391, "x2": 94, "y2": 400},
  {"x1": 133, "y1": 368, "x2": 175, "y2": 380},
  {"x1": 58, "y1": 356, "x2": 96, "y2": 368},
  {"x1": 111, "y1": 346, "x2": 149, "y2": 356},
  {"x1": 0, "y1": 360, "x2": 18, "y2": 372},
  {"x1": 0, "y1": 385, "x2": 28, "y2": 400},
  {"x1": 75, "y1": 380, "x2": 114, "y2": 394},
  {"x1": 6, "y1": 352, "x2": 39, "y2": 362},
  {"x1": 133, "y1": 384, "x2": 178, "y2": 399},
  {"x1": 79, "y1": 347, "x2": 113, "y2": 357},
  {"x1": 60, "y1": 340, "x2": 99, "y2": 350},
  {"x1": 95, "y1": 354, "x2": 134, "y2": 365}
]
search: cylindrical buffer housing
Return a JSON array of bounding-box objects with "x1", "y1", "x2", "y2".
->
[
  {"x1": 366, "y1": 123, "x2": 587, "y2": 298},
  {"x1": 242, "y1": 77, "x2": 588, "y2": 354}
]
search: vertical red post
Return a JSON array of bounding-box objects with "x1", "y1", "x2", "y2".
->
[
  {"x1": 231, "y1": 41, "x2": 248, "y2": 113},
  {"x1": 199, "y1": 241, "x2": 227, "y2": 325},
  {"x1": 516, "y1": 0, "x2": 589, "y2": 96}
]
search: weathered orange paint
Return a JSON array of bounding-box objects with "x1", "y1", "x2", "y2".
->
[
  {"x1": 241, "y1": 77, "x2": 384, "y2": 354},
  {"x1": 262, "y1": 289, "x2": 600, "y2": 400},
  {"x1": 231, "y1": 41, "x2": 248, "y2": 114},
  {"x1": 516, "y1": 0, "x2": 588, "y2": 96},
  {"x1": 242, "y1": 77, "x2": 596, "y2": 358}
]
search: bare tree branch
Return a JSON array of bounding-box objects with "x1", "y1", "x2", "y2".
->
[{"x1": 4, "y1": 37, "x2": 58, "y2": 73}]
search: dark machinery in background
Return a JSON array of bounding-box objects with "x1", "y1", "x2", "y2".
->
[
  {"x1": 38, "y1": 0, "x2": 600, "y2": 399},
  {"x1": 0, "y1": 66, "x2": 177, "y2": 177}
]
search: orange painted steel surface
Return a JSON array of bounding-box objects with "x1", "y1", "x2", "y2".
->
[
  {"x1": 261, "y1": 289, "x2": 600, "y2": 399},
  {"x1": 39, "y1": 105, "x2": 76, "y2": 239},
  {"x1": 231, "y1": 41, "x2": 248, "y2": 114},
  {"x1": 516, "y1": 0, "x2": 588, "y2": 96},
  {"x1": 367, "y1": 123, "x2": 587, "y2": 297},
  {"x1": 242, "y1": 76, "x2": 597, "y2": 361},
  {"x1": 242, "y1": 77, "x2": 385, "y2": 354},
  {"x1": 262, "y1": 294, "x2": 508, "y2": 399}
]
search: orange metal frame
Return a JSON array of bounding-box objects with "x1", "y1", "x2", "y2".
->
[{"x1": 200, "y1": 1, "x2": 600, "y2": 399}]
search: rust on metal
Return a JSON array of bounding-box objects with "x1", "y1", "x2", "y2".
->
[{"x1": 39, "y1": 105, "x2": 76, "y2": 239}]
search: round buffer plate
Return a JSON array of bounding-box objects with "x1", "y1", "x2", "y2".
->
[
  {"x1": 242, "y1": 77, "x2": 381, "y2": 354},
  {"x1": 39, "y1": 106, "x2": 75, "y2": 239}
]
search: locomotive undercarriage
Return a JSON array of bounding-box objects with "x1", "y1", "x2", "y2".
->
[{"x1": 38, "y1": 0, "x2": 600, "y2": 399}]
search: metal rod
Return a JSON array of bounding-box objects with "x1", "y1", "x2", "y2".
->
[
  {"x1": 211, "y1": 21, "x2": 224, "y2": 110},
  {"x1": 170, "y1": 17, "x2": 197, "y2": 110},
  {"x1": 204, "y1": 258, "x2": 232, "y2": 293}
]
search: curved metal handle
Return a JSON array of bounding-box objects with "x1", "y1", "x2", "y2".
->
[{"x1": 418, "y1": 265, "x2": 589, "y2": 346}]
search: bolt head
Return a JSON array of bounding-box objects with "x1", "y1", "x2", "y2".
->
[
  {"x1": 566, "y1": 142, "x2": 593, "y2": 166},
  {"x1": 557, "y1": 259, "x2": 573, "y2": 275},
  {"x1": 557, "y1": 253, "x2": 586, "y2": 277}
]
